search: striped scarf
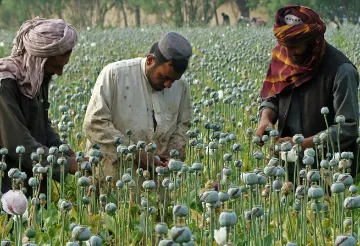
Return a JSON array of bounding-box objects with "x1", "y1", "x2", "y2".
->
[{"x1": 260, "y1": 5, "x2": 326, "y2": 99}]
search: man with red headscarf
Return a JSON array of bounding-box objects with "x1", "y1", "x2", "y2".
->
[
  {"x1": 0, "y1": 17, "x2": 79, "y2": 195},
  {"x1": 256, "y1": 5, "x2": 359, "y2": 174}
]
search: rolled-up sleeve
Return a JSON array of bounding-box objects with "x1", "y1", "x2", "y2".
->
[{"x1": 258, "y1": 94, "x2": 279, "y2": 125}]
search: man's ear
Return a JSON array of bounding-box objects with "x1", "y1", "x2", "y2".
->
[{"x1": 146, "y1": 54, "x2": 155, "y2": 66}]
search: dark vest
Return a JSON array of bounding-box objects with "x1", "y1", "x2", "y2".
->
[
  {"x1": 278, "y1": 43, "x2": 358, "y2": 175},
  {"x1": 279, "y1": 43, "x2": 355, "y2": 138}
]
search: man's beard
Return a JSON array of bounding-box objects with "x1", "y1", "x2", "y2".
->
[{"x1": 147, "y1": 66, "x2": 165, "y2": 91}]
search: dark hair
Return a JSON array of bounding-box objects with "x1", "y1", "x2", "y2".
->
[{"x1": 149, "y1": 42, "x2": 189, "y2": 74}]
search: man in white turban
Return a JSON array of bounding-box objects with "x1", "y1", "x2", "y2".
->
[{"x1": 0, "y1": 17, "x2": 78, "y2": 195}]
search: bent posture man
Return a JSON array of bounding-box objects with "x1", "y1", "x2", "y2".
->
[{"x1": 84, "y1": 32, "x2": 192, "y2": 188}]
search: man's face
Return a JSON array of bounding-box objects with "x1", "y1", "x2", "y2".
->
[
  {"x1": 43, "y1": 51, "x2": 72, "y2": 77},
  {"x1": 146, "y1": 54, "x2": 183, "y2": 91},
  {"x1": 285, "y1": 43, "x2": 311, "y2": 65}
]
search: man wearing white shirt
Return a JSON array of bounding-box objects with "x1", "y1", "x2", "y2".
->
[{"x1": 83, "y1": 32, "x2": 192, "y2": 186}]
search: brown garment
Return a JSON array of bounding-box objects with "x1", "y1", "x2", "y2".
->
[{"x1": 0, "y1": 78, "x2": 70, "y2": 195}]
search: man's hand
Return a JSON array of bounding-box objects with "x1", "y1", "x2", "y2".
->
[
  {"x1": 135, "y1": 150, "x2": 165, "y2": 170},
  {"x1": 68, "y1": 149, "x2": 76, "y2": 157},
  {"x1": 255, "y1": 119, "x2": 274, "y2": 146},
  {"x1": 158, "y1": 155, "x2": 170, "y2": 167},
  {"x1": 69, "y1": 158, "x2": 78, "y2": 174},
  {"x1": 277, "y1": 137, "x2": 293, "y2": 145}
]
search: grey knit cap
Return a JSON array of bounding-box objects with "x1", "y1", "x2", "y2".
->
[{"x1": 158, "y1": 32, "x2": 192, "y2": 60}]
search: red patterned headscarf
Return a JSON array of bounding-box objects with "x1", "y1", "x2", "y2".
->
[{"x1": 260, "y1": 5, "x2": 326, "y2": 99}]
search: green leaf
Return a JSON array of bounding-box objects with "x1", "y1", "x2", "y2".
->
[{"x1": 264, "y1": 233, "x2": 273, "y2": 246}]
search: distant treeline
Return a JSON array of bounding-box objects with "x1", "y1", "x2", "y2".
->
[{"x1": 0, "y1": 0, "x2": 358, "y2": 29}]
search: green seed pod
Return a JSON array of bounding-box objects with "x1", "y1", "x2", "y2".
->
[
  {"x1": 169, "y1": 226, "x2": 192, "y2": 243},
  {"x1": 105, "y1": 202, "x2": 117, "y2": 215},
  {"x1": 244, "y1": 172, "x2": 258, "y2": 185},
  {"x1": 142, "y1": 180, "x2": 156, "y2": 190},
  {"x1": 199, "y1": 190, "x2": 219, "y2": 204},
  {"x1": 334, "y1": 235, "x2": 356, "y2": 246},
  {"x1": 16, "y1": 146, "x2": 25, "y2": 154},
  {"x1": 343, "y1": 196, "x2": 360, "y2": 210},
  {"x1": 158, "y1": 240, "x2": 176, "y2": 246},
  {"x1": 336, "y1": 115, "x2": 346, "y2": 124},
  {"x1": 168, "y1": 159, "x2": 183, "y2": 172},
  {"x1": 292, "y1": 134, "x2": 304, "y2": 144},
  {"x1": 1, "y1": 240, "x2": 11, "y2": 246},
  {"x1": 219, "y1": 211, "x2": 237, "y2": 227},
  {"x1": 308, "y1": 186, "x2": 324, "y2": 200},
  {"x1": 28, "y1": 177, "x2": 39, "y2": 187},
  {"x1": 191, "y1": 162, "x2": 203, "y2": 171},
  {"x1": 228, "y1": 187, "x2": 241, "y2": 199},
  {"x1": 25, "y1": 228, "x2": 36, "y2": 238},
  {"x1": 337, "y1": 173, "x2": 353, "y2": 187},
  {"x1": 122, "y1": 173, "x2": 132, "y2": 183},
  {"x1": 8, "y1": 168, "x2": 21, "y2": 179},
  {"x1": 60, "y1": 200, "x2": 72, "y2": 211},
  {"x1": 77, "y1": 177, "x2": 90, "y2": 187},
  {"x1": 82, "y1": 196, "x2": 90, "y2": 205},
  {"x1": 173, "y1": 205, "x2": 189, "y2": 217},
  {"x1": 89, "y1": 235, "x2": 102, "y2": 246},
  {"x1": 155, "y1": 222, "x2": 168, "y2": 235},
  {"x1": 72, "y1": 226, "x2": 91, "y2": 242}
]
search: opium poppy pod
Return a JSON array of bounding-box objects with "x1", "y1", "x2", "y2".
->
[
  {"x1": 336, "y1": 115, "x2": 346, "y2": 124},
  {"x1": 337, "y1": 173, "x2": 353, "y2": 187},
  {"x1": 349, "y1": 185, "x2": 358, "y2": 195},
  {"x1": 66, "y1": 242, "x2": 80, "y2": 246},
  {"x1": 302, "y1": 155, "x2": 314, "y2": 166},
  {"x1": 168, "y1": 159, "x2": 183, "y2": 172},
  {"x1": 0, "y1": 148, "x2": 8, "y2": 156},
  {"x1": 173, "y1": 205, "x2": 189, "y2": 217},
  {"x1": 244, "y1": 172, "x2": 258, "y2": 185},
  {"x1": 219, "y1": 211, "x2": 237, "y2": 227},
  {"x1": 272, "y1": 179, "x2": 283, "y2": 191},
  {"x1": 169, "y1": 226, "x2": 192, "y2": 243},
  {"x1": 292, "y1": 134, "x2": 304, "y2": 144},
  {"x1": 252, "y1": 205, "x2": 264, "y2": 218},
  {"x1": 334, "y1": 235, "x2": 356, "y2": 246},
  {"x1": 89, "y1": 235, "x2": 102, "y2": 246},
  {"x1": 15, "y1": 146, "x2": 25, "y2": 154},
  {"x1": 0, "y1": 240, "x2": 11, "y2": 246},
  {"x1": 307, "y1": 170, "x2": 320, "y2": 182},
  {"x1": 343, "y1": 196, "x2": 360, "y2": 210},
  {"x1": 77, "y1": 177, "x2": 90, "y2": 187},
  {"x1": 281, "y1": 141, "x2": 292, "y2": 152},
  {"x1": 199, "y1": 190, "x2": 219, "y2": 204},
  {"x1": 142, "y1": 180, "x2": 156, "y2": 190},
  {"x1": 264, "y1": 165, "x2": 277, "y2": 177},
  {"x1": 191, "y1": 162, "x2": 203, "y2": 172},
  {"x1": 219, "y1": 191, "x2": 230, "y2": 202},
  {"x1": 227, "y1": 187, "x2": 241, "y2": 199},
  {"x1": 105, "y1": 203, "x2": 117, "y2": 215},
  {"x1": 155, "y1": 222, "x2": 169, "y2": 235},
  {"x1": 304, "y1": 148, "x2": 315, "y2": 157},
  {"x1": 158, "y1": 240, "x2": 176, "y2": 246},
  {"x1": 72, "y1": 225, "x2": 91, "y2": 242},
  {"x1": 307, "y1": 186, "x2": 324, "y2": 200}
]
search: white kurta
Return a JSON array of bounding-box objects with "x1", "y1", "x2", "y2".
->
[{"x1": 83, "y1": 57, "x2": 192, "y2": 167}]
